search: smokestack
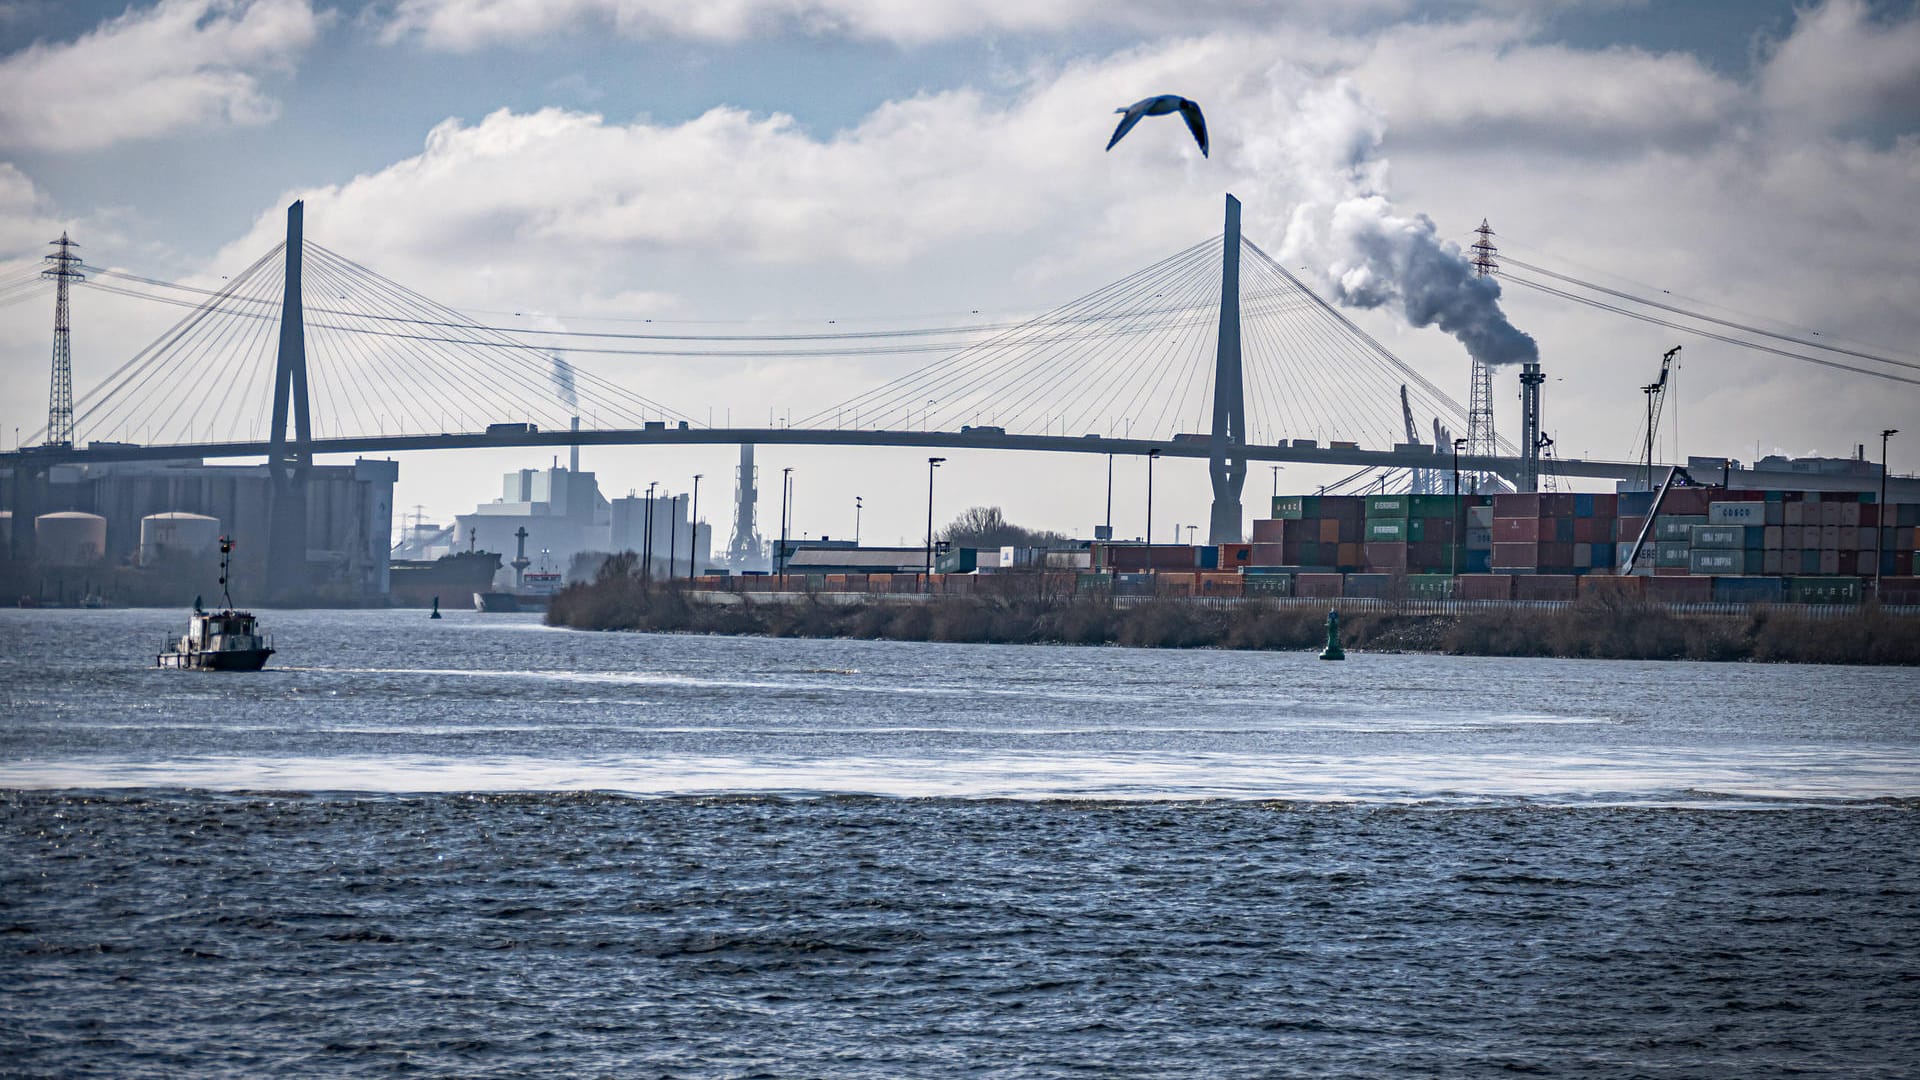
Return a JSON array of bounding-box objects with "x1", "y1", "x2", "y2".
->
[{"x1": 569, "y1": 416, "x2": 579, "y2": 474}]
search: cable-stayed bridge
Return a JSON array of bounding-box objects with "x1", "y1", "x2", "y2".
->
[{"x1": 5, "y1": 194, "x2": 1835, "y2": 575}]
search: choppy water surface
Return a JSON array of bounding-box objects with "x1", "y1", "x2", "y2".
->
[{"x1": 3, "y1": 608, "x2": 1916, "y2": 1076}]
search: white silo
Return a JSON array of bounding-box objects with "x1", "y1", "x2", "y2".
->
[
  {"x1": 36, "y1": 512, "x2": 107, "y2": 566},
  {"x1": 140, "y1": 512, "x2": 222, "y2": 565}
]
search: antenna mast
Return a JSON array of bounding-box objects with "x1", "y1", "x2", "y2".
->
[{"x1": 43, "y1": 232, "x2": 83, "y2": 447}]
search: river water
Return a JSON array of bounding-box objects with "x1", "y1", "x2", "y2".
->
[{"x1": 3, "y1": 608, "x2": 1916, "y2": 1076}]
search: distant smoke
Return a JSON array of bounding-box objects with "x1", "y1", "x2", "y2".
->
[
  {"x1": 550, "y1": 354, "x2": 578, "y2": 411},
  {"x1": 1250, "y1": 79, "x2": 1538, "y2": 367}
]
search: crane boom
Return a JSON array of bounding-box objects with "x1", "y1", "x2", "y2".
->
[{"x1": 1641, "y1": 345, "x2": 1680, "y2": 489}]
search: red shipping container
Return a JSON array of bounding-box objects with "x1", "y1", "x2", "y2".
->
[
  {"x1": 1494, "y1": 493, "x2": 1543, "y2": 518},
  {"x1": 1249, "y1": 543, "x2": 1288, "y2": 566},
  {"x1": 1492, "y1": 541, "x2": 1541, "y2": 568},
  {"x1": 1663, "y1": 488, "x2": 1713, "y2": 515},
  {"x1": 1877, "y1": 576, "x2": 1920, "y2": 604},
  {"x1": 1573, "y1": 518, "x2": 1612, "y2": 544},
  {"x1": 1408, "y1": 541, "x2": 1448, "y2": 570},
  {"x1": 1645, "y1": 575, "x2": 1713, "y2": 602},
  {"x1": 1250, "y1": 519, "x2": 1287, "y2": 543},
  {"x1": 1220, "y1": 543, "x2": 1252, "y2": 565},
  {"x1": 1320, "y1": 497, "x2": 1365, "y2": 520},
  {"x1": 1537, "y1": 542, "x2": 1577, "y2": 569},
  {"x1": 1456, "y1": 574, "x2": 1513, "y2": 601},
  {"x1": 1296, "y1": 572, "x2": 1344, "y2": 598},
  {"x1": 1515, "y1": 575, "x2": 1577, "y2": 602},
  {"x1": 1861, "y1": 504, "x2": 1879, "y2": 527},
  {"x1": 1579, "y1": 575, "x2": 1646, "y2": 601},
  {"x1": 1541, "y1": 493, "x2": 1577, "y2": 517},
  {"x1": 1363, "y1": 542, "x2": 1408, "y2": 570},
  {"x1": 1494, "y1": 517, "x2": 1544, "y2": 542},
  {"x1": 1317, "y1": 519, "x2": 1340, "y2": 544},
  {"x1": 1590, "y1": 493, "x2": 1620, "y2": 517},
  {"x1": 1335, "y1": 543, "x2": 1363, "y2": 568}
]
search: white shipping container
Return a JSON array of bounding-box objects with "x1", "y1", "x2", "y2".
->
[
  {"x1": 1838, "y1": 526, "x2": 1859, "y2": 550},
  {"x1": 1467, "y1": 506, "x2": 1494, "y2": 528},
  {"x1": 1784, "y1": 525, "x2": 1803, "y2": 548},
  {"x1": 1784, "y1": 502, "x2": 1804, "y2": 526},
  {"x1": 1764, "y1": 525, "x2": 1782, "y2": 550},
  {"x1": 1819, "y1": 524, "x2": 1841, "y2": 550},
  {"x1": 1708, "y1": 501, "x2": 1765, "y2": 524},
  {"x1": 1840, "y1": 503, "x2": 1860, "y2": 527},
  {"x1": 1763, "y1": 550, "x2": 1782, "y2": 575},
  {"x1": 1819, "y1": 550, "x2": 1840, "y2": 574}
]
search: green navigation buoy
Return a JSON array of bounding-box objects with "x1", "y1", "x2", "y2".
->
[
  {"x1": 430, "y1": 596, "x2": 443, "y2": 620},
  {"x1": 1319, "y1": 608, "x2": 1344, "y2": 661}
]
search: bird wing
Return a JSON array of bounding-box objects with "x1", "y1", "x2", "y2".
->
[
  {"x1": 1178, "y1": 98, "x2": 1209, "y2": 157},
  {"x1": 1106, "y1": 102, "x2": 1149, "y2": 151}
]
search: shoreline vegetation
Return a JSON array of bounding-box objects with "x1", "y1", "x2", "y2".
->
[{"x1": 548, "y1": 575, "x2": 1920, "y2": 666}]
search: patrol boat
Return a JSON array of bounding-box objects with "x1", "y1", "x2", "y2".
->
[{"x1": 157, "y1": 537, "x2": 275, "y2": 671}]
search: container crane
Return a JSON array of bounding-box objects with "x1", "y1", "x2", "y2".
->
[
  {"x1": 1641, "y1": 345, "x2": 1680, "y2": 490},
  {"x1": 1400, "y1": 385, "x2": 1429, "y2": 494}
]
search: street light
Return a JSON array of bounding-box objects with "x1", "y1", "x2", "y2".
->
[
  {"x1": 688, "y1": 474, "x2": 702, "y2": 581},
  {"x1": 855, "y1": 495, "x2": 864, "y2": 546},
  {"x1": 1146, "y1": 448, "x2": 1161, "y2": 550},
  {"x1": 1452, "y1": 437, "x2": 1469, "y2": 587},
  {"x1": 924, "y1": 457, "x2": 946, "y2": 591},
  {"x1": 1101, "y1": 454, "x2": 1114, "y2": 541},
  {"x1": 668, "y1": 493, "x2": 680, "y2": 585},
  {"x1": 1878, "y1": 428, "x2": 1899, "y2": 599},
  {"x1": 779, "y1": 467, "x2": 793, "y2": 582},
  {"x1": 642, "y1": 480, "x2": 658, "y2": 584}
]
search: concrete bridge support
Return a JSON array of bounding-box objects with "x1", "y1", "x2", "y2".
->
[{"x1": 1207, "y1": 193, "x2": 1247, "y2": 544}]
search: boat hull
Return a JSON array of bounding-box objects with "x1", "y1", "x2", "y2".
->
[
  {"x1": 157, "y1": 647, "x2": 274, "y2": 671},
  {"x1": 473, "y1": 591, "x2": 550, "y2": 613}
]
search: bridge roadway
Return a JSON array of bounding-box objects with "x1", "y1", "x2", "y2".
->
[{"x1": 12, "y1": 425, "x2": 1908, "y2": 497}]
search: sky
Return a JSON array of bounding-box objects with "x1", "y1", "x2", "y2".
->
[{"x1": 2, "y1": 0, "x2": 1917, "y2": 551}]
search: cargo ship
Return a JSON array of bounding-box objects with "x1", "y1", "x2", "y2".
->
[
  {"x1": 474, "y1": 567, "x2": 562, "y2": 613},
  {"x1": 389, "y1": 550, "x2": 503, "y2": 607}
]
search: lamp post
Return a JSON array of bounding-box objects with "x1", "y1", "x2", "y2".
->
[
  {"x1": 1878, "y1": 428, "x2": 1899, "y2": 599},
  {"x1": 779, "y1": 467, "x2": 792, "y2": 583},
  {"x1": 667, "y1": 493, "x2": 680, "y2": 586},
  {"x1": 1452, "y1": 437, "x2": 1469, "y2": 587},
  {"x1": 1103, "y1": 454, "x2": 1114, "y2": 540},
  {"x1": 924, "y1": 457, "x2": 946, "y2": 591},
  {"x1": 642, "y1": 480, "x2": 658, "y2": 584},
  {"x1": 688, "y1": 474, "x2": 702, "y2": 581},
  {"x1": 855, "y1": 496, "x2": 863, "y2": 546},
  {"x1": 1146, "y1": 448, "x2": 1161, "y2": 549}
]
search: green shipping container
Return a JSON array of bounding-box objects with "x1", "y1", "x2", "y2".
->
[
  {"x1": 1272, "y1": 495, "x2": 1312, "y2": 520},
  {"x1": 1365, "y1": 519, "x2": 1412, "y2": 542},
  {"x1": 936, "y1": 548, "x2": 978, "y2": 573},
  {"x1": 1654, "y1": 541, "x2": 1692, "y2": 567},
  {"x1": 1409, "y1": 495, "x2": 1463, "y2": 519},
  {"x1": 1655, "y1": 515, "x2": 1709, "y2": 541},
  {"x1": 1365, "y1": 495, "x2": 1412, "y2": 520},
  {"x1": 1787, "y1": 577, "x2": 1862, "y2": 604},
  {"x1": 1404, "y1": 574, "x2": 1455, "y2": 598},
  {"x1": 1244, "y1": 574, "x2": 1294, "y2": 596}
]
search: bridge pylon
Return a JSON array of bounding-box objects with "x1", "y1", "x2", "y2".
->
[
  {"x1": 267, "y1": 201, "x2": 312, "y2": 593},
  {"x1": 1207, "y1": 193, "x2": 1247, "y2": 544}
]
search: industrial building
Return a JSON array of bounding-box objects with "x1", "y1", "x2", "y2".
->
[
  {"x1": 0, "y1": 456, "x2": 396, "y2": 603},
  {"x1": 455, "y1": 464, "x2": 612, "y2": 588}
]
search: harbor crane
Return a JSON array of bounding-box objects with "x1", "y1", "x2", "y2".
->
[{"x1": 1641, "y1": 345, "x2": 1680, "y2": 490}]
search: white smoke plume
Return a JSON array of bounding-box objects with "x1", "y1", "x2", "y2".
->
[
  {"x1": 1249, "y1": 78, "x2": 1538, "y2": 368},
  {"x1": 550, "y1": 353, "x2": 578, "y2": 411}
]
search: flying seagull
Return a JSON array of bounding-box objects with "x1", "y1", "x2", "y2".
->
[{"x1": 1106, "y1": 95, "x2": 1208, "y2": 157}]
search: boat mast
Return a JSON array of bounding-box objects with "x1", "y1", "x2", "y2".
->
[{"x1": 219, "y1": 536, "x2": 235, "y2": 610}]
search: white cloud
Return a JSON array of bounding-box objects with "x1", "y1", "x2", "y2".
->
[
  {"x1": 1759, "y1": 0, "x2": 1920, "y2": 137},
  {"x1": 375, "y1": 0, "x2": 1403, "y2": 50},
  {"x1": 0, "y1": 0, "x2": 323, "y2": 153}
]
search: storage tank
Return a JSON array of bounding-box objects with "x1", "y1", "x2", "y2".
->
[
  {"x1": 36, "y1": 512, "x2": 107, "y2": 566},
  {"x1": 140, "y1": 512, "x2": 222, "y2": 565}
]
